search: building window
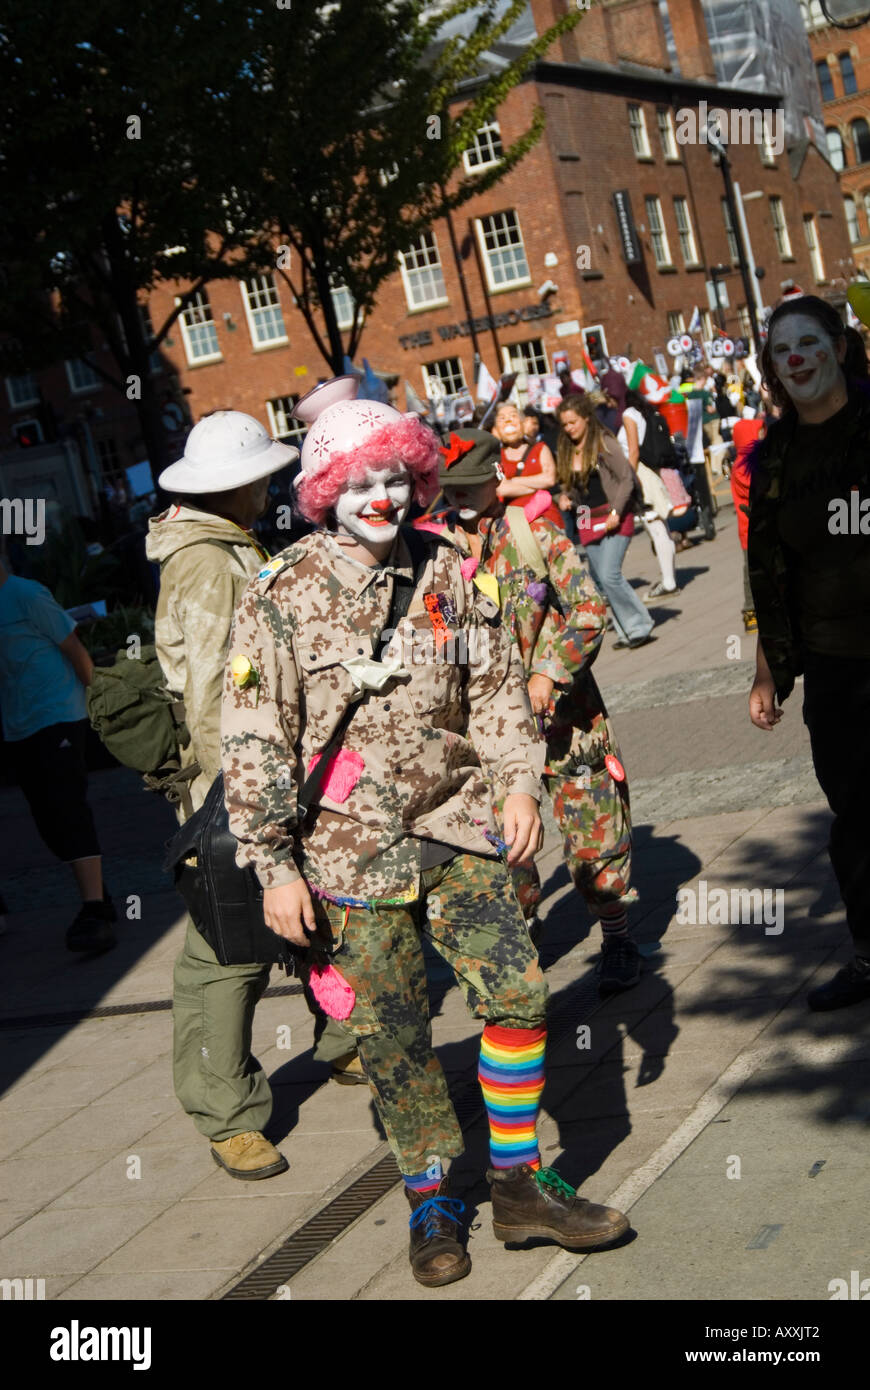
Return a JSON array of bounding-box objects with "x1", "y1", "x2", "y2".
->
[
  {"x1": 770, "y1": 196, "x2": 793, "y2": 258},
  {"x1": 645, "y1": 196, "x2": 673, "y2": 268},
  {"x1": 737, "y1": 305, "x2": 752, "y2": 340},
  {"x1": 853, "y1": 117, "x2": 870, "y2": 164},
  {"x1": 463, "y1": 120, "x2": 504, "y2": 173},
  {"x1": 96, "y1": 438, "x2": 120, "y2": 480},
  {"x1": 700, "y1": 310, "x2": 714, "y2": 341},
  {"x1": 657, "y1": 108, "x2": 678, "y2": 160},
  {"x1": 864, "y1": 191, "x2": 870, "y2": 228},
  {"x1": 759, "y1": 121, "x2": 777, "y2": 167},
  {"x1": 667, "y1": 311, "x2": 686, "y2": 336},
  {"x1": 241, "y1": 274, "x2": 287, "y2": 348},
  {"x1": 840, "y1": 53, "x2": 858, "y2": 96},
  {"x1": 799, "y1": 0, "x2": 825, "y2": 28},
  {"x1": 673, "y1": 196, "x2": 700, "y2": 266},
  {"x1": 177, "y1": 290, "x2": 221, "y2": 364},
  {"x1": 628, "y1": 104, "x2": 651, "y2": 158},
  {"x1": 804, "y1": 214, "x2": 825, "y2": 281},
  {"x1": 331, "y1": 283, "x2": 356, "y2": 331},
  {"x1": 722, "y1": 199, "x2": 739, "y2": 261},
  {"x1": 398, "y1": 231, "x2": 448, "y2": 311},
  {"x1": 827, "y1": 127, "x2": 845, "y2": 171},
  {"x1": 505, "y1": 338, "x2": 549, "y2": 377},
  {"x1": 476, "y1": 210, "x2": 531, "y2": 291},
  {"x1": 5, "y1": 373, "x2": 39, "y2": 409},
  {"x1": 266, "y1": 395, "x2": 306, "y2": 446},
  {"x1": 65, "y1": 358, "x2": 101, "y2": 394},
  {"x1": 816, "y1": 59, "x2": 834, "y2": 103},
  {"x1": 422, "y1": 357, "x2": 466, "y2": 399},
  {"x1": 845, "y1": 195, "x2": 861, "y2": 244}
]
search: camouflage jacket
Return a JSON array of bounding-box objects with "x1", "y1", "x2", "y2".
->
[
  {"x1": 747, "y1": 388, "x2": 870, "y2": 703},
  {"x1": 145, "y1": 504, "x2": 269, "y2": 817},
  {"x1": 221, "y1": 528, "x2": 544, "y2": 905},
  {"x1": 419, "y1": 509, "x2": 619, "y2": 775}
]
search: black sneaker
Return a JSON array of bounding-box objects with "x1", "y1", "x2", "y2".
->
[
  {"x1": 807, "y1": 959, "x2": 870, "y2": 1012},
  {"x1": 66, "y1": 892, "x2": 117, "y2": 954},
  {"x1": 598, "y1": 935, "x2": 641, "y2": 994}
]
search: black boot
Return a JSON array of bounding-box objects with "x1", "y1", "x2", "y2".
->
[
  {"x1": 488, "y1": 1164, "x2": 629, "y2": 1249},
  {"x1": 66, "y1": 890, "x2": 117, "y2": 954},
  {"x1": 807, "y1": 958, "x2": 870, "y2": 1012},
  {"x1": 405, "y1": 1179, "x2": 470, "y2": 1287}
]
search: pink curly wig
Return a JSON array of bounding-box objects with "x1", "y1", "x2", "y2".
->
[{"x1": 295, "y1": 415, "x2": 440, "y2": 526}]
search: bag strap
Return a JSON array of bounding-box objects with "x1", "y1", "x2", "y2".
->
[
  {"x1": 296, "y1": 527, "x2": 429, "y2": 821},
  {"x1": 500, "y1": 506, "x2": 547, "y2": 580}
]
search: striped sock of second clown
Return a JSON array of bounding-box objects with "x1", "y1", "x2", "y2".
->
[{"x1": 479, "y1": 1023, "x2": 547, "y2": 1170}]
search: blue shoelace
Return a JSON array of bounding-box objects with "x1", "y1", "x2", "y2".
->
[{"x1": 408, "y1": 1195, "x2": 465, "y2": 1240}]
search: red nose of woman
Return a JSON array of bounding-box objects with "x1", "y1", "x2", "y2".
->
[
  {"x1": 371, "y1": 497, "x2": 393, "y2": 513},
  {"x1": 787, "y1": 353, "x2": 804, "y2": 367}
]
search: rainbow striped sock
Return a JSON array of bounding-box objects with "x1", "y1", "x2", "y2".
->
[
  {"x1": 404, "y1": 1159, "x2": 443, "y2": 1195},
  {"x1": 479, "y1": 1023, "x2": 547, "y2": 1171}
]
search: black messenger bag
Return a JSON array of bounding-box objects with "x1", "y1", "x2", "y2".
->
[{"x1": 163, "y1": 529, "x2": 429, "y2": 966}]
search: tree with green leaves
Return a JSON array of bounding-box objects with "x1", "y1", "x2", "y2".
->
[
  {"x1": 242, "y1": 0, "x2": 585, "y2": 374},
  {"x1": 0, "y1": 0, "x2": 269, "y2": 485}
]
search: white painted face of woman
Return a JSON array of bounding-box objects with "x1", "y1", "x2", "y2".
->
[
  {"x1": 334, "y1": 466, "x2": 412, "y2": 546},
  {"x1": 769, "y1": 312, "x2": 845, "y2": 407}
]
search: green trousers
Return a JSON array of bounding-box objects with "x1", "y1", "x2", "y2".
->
[{"x1": 172, "y1": 918, "x2": 352, "y2": 1142}]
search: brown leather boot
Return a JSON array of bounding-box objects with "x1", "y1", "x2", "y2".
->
[
  {"x1": 488, "y1": 1164, "x2": 629, "y2": 1249},
  {"x1": 406, "y1": 1179, "x2": 471, "y2": 1287}
]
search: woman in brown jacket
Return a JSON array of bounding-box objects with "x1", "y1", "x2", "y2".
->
[{"x1": 555, "y1": 394, "x2": 654, "y2": 650}]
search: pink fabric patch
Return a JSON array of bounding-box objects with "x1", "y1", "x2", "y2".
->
[
  {"x1": 306, "y1": 748, "x2": 365, "y2": 803},
  {"x1": 523, "y1": 489, "x2": 552, "y2": 522},
  {"x1": 308, "y1": 962, "x2": 356, "y2": 1021},
  {"x1": 460, "y1": 556, "x2": 478, "y2": 580},
  {"x1": 414, "y1": 520, "x2": 444, "y2": 537}
]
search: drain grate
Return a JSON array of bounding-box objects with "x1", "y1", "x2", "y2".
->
[
  {"x1": 0, "y1": 980, "x2": 303, "y2": 1031},
  {"x1": 224, "y1": 1154, "x2": 403, "y2": 1299}
]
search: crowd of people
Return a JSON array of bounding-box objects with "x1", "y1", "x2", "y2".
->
[{"x1": 2, "y1": 294, "x2": 868, "y2": 1287}]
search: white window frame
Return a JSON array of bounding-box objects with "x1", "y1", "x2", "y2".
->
[
  {"x1": 628, "y1": 104, "x2": 651, "y2": 158},
  {"x1": 667, "y1": 311, "x2": 686, "y2": 336},
  {"x1": 701, "y1": 309, "x2": 714, "y2": 341},
  {"x1": 176, "y1": 290, "x2": 222, "y2": 366},
  {"x1": 475, "y1": 210, "x2": 531, "y2": 293},
  {"x1": 759, "y1": 122, "x2": 777, "y2": 167},
  {"x1": 422, "y1": 357, "x2": 466, "y2": 399},
  {"x1": 266, "y1": 396, "x2": 306, "y2": 446},
  {"x1": 845, "y1": 195, "x2": 861, "y2": 244},
  {"x1": 657, "y1": 108, "x2": 678, "y2": 160},
  {"x1": 673, "y1": 196, "x2": 700, "y2": 267},
  {"x1": 504, "y1": 337, "x2": 549, "y2": 377},
  {"x1": 65, "y1": 358, "x2": 101, "y2": 395},
  {"x1": 5, "y1": 373, "x2": 39, "y2": 409},
  {"x1": 804, "y1": 214, "x2": 825, "y2": 282},
  {"x1": 398, "y1": 232, "x2": 449, "y2": 312},
  {"x1": 737, "y1": 305, "x2": 752, "y2": 340},
  {"x1": 331, "y1": 283, "x2": 356, "y2": 332},
  {"x1": 770, "y1": 196, "x2": 793, "y2": 258},
  {"x1": 826, "y1": 127, "x2": 845, "y2": 172},
  {"x1": 582, "y1": 324, "x2": 609, "y2": 362},
  {"x1": 463, "y1": 120, "x2": 504, "y2": 174},
  {"x1": 240, "y1": 274, "x2": 288, "y2": 349},
  {"x1": 645, "y1": 196, "x2": 673, "y2": 268}
]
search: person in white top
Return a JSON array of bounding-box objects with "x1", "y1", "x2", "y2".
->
[{"x1": 613, "y1": 390, "x2": 678, "y2": 602}]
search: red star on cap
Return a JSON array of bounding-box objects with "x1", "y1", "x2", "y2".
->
[{"x1": 438, "y1": 433, "x2": 476, "y2": 469}]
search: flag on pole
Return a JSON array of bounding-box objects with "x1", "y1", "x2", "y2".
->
[
  {"x1": 476, "y1": 360, "x2": 499, "y2": 405},
  {"x1": 361, "y1": 358, "x2": 390, "y2": 404},
  {"x1": 688, "y1": 306, "x2": 702, "y2": 334},
  {"x1": 404, "y1": 379, "x2": 429, "y2": 415}
]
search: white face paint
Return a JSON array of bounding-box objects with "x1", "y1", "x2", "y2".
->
[
  {"x1": 442, "y1": 479, "x2": 500, "y2": 523},
  {"x1": 769, "y1": 312, "x2": 843, "y2": 406},
  {"x1": 334, "y1": 466, "x2": 412, "y2": 546}
]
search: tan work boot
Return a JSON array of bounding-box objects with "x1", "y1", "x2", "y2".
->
[
  {"x1": 331, "y1": 1050, "x2": 368, "y2": 1085},
  {"x1": 210, "y1": 1131, "x2": 288, "y2": 1180}
]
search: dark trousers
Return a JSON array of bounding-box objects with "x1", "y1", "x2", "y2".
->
[
  {"x1": 7, "y1": 719, "x2": 101, "y2": 863},
  {"x1": 802, "y1": 651, "x2": 870, "y2": 957}
]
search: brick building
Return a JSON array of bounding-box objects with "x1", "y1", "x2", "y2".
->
[
  {"x1": 801, "y1": 0, "x2": 870, "y2": 276},
  {"x1": 1, "y1": 0, "x2": 856, "y2": 516}
]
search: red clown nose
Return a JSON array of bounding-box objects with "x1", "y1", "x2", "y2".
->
[
  {"x1": 787, "y1": 354, "x2": 804, "y2": 367},
  {"x1": 370, "y1": 497, "x2": 393, "y2": 513}
]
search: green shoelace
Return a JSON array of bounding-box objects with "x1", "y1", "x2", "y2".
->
[{"x1": 535, "y1": 1166, "x2": 576, "y2": 1200}]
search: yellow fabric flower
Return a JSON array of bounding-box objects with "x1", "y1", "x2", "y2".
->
[{"x1": 231, "y1": 654, "x2": 257, "y2": 689}]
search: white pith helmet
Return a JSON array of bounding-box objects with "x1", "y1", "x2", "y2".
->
[{"x1": 158, "y1": 411, "x2": 298, "y2": 493}]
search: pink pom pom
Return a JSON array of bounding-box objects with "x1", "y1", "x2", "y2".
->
[
  {"x1": 306, "y1": 748, "x2": 364, "y2": 803},
  {"x1": 523, "y1": 490, "x2": 552, "y2": 522},
  {"x1": 308, "y1": 962, "x2": 356, "y2": 1021},
  {"x1": 460, "y1": 556, "x2": 479, "y2": 580}
]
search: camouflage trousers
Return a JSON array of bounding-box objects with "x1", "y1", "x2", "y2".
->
[
  {"x1": 311, "y1": 852, "x2": 548, "y2": 1174},
  {"x1": 495, "y1": 764, "x2": 632, "y2": 923}
]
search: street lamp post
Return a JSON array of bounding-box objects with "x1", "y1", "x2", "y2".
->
[{"x1": 709, "y1": 132, "x2": 762, "y2": 356}]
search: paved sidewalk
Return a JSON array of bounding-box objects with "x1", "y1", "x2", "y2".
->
[{"x1": 1, "y1": 498, "x2": 862, "y2": 1302}]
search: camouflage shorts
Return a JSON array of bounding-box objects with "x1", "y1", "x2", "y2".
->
[{"x1": 311, "y1": 851, "x2": 547, "y2": 1174}]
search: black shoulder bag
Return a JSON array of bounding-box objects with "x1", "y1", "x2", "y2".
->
[{"x1": 163, "y1": 528, "x2": 430, "y2": 968}]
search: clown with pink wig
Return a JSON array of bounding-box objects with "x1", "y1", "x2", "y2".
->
[{"x1": 220, "y1": 377, "x2": 630, "y2": 1286}]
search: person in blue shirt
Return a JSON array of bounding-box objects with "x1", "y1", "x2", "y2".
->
[{"x1": 0, "y1": 558, "x2": 116, "y2": 952}]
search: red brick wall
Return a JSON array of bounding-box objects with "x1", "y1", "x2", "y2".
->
[{"x1": 805, "y1": 17, "x2": 870, "y2": 274}]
